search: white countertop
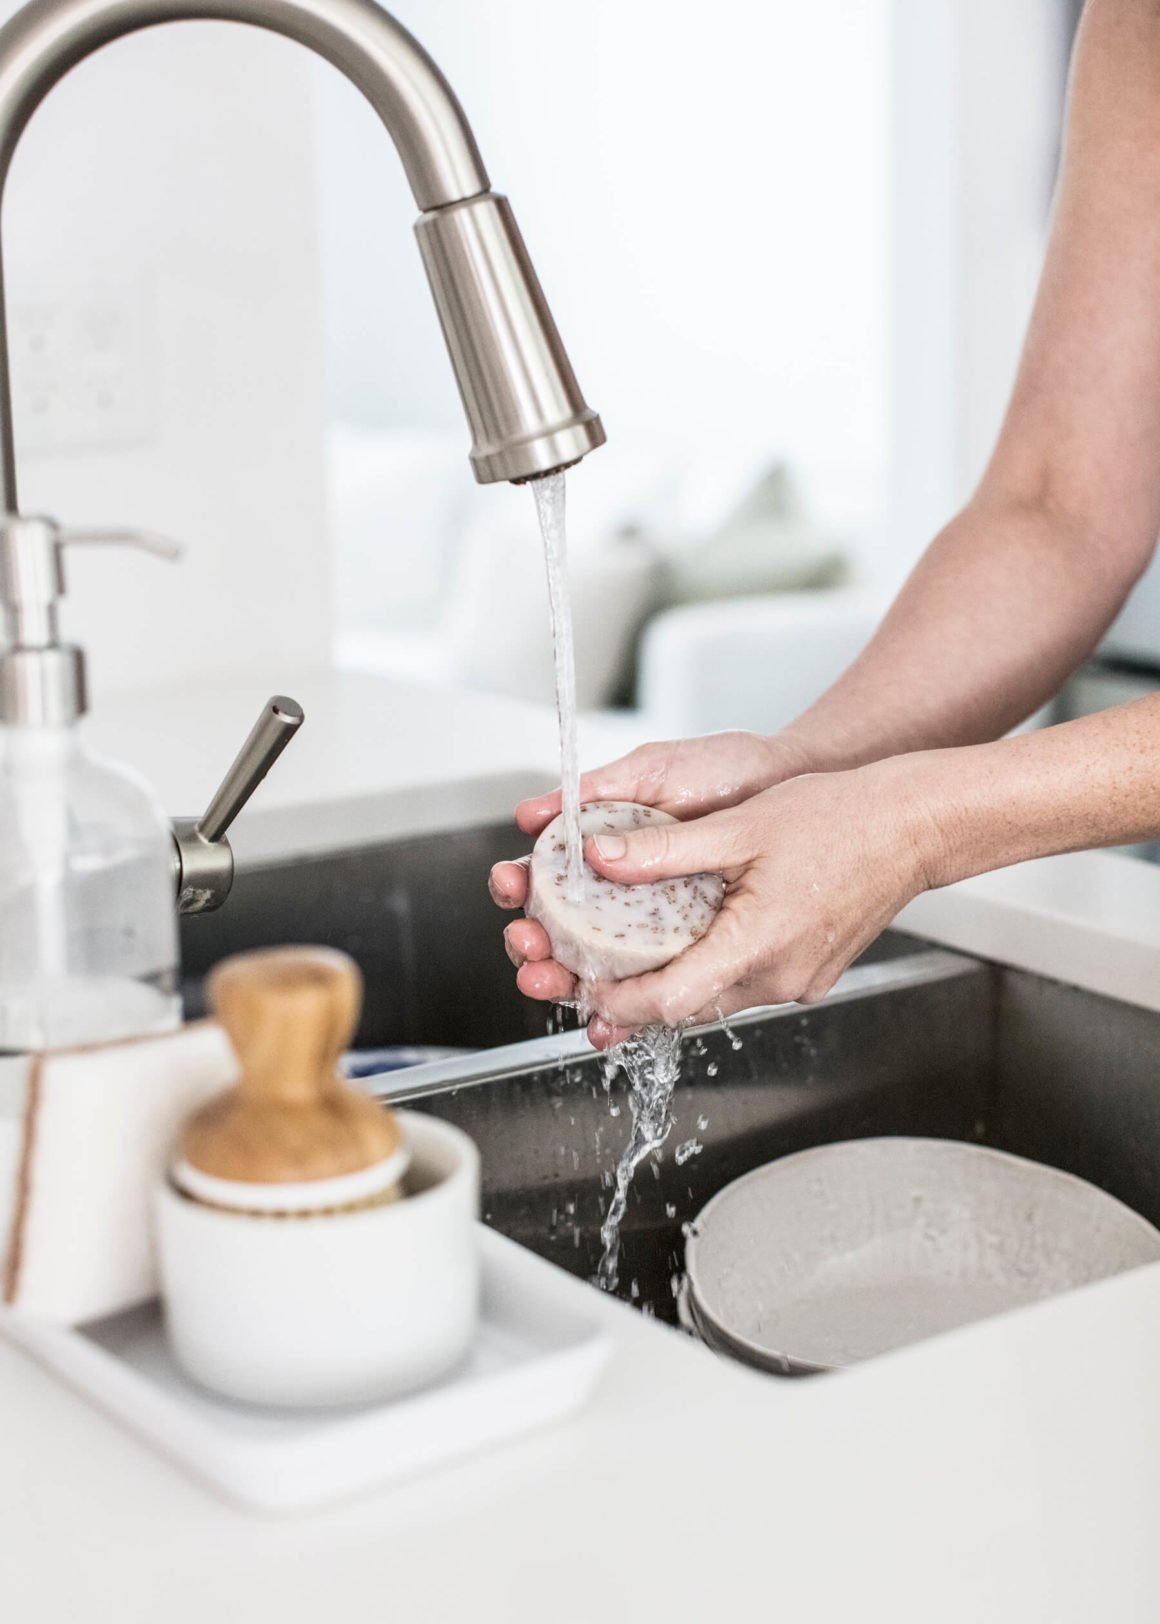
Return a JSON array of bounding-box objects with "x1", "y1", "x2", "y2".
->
[
  {"x1": 5, "y1": 1254, "x2": 1160, "y2": 1622},
  {"x1": 7, "y1": 665, "x2": 1160, "y2": 1621}
]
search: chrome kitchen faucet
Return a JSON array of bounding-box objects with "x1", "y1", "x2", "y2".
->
[{"x1": 0, "y1": 0, "x2": 605, "y2": 910}]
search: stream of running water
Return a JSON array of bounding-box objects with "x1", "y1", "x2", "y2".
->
[{"x1": 532, "y1": 471, "x2": 683, "y2": 1292}]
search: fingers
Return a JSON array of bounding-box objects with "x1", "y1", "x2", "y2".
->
[
  {"x1": 588, "y1": 980, "x2": 769, "y2": 1051},
  {"x1": 515, "y1": 744, "x2": 672, "y2": 836},
  {"x1": 584, "y1": 806, "x2": 743, "y2": 885},
  {"x1": 586, "y1": 1015, "x2": 636, "y2": 1050},
  {"x1": 587, "y1": 978, "x2": 763, "y2": 1049},
  {"x1": 588, "y1": 966, "x2": 839, "y2": 1050},
  {"x1": 590, "y1": 974, "x2": 778, "y2": 1050},
  {"x1": 501, "y1": 907, "x2": 574, "y2": 1004},
  {"x1": 502, "y1": 919, "x2": 552, "y2": 966},
  {"x1": 515, "y1": 793, "x2": 562, "y2": 837},
  {"x1": 516, "y1": 958, "x2": 577, "y2": 1003},
  {"x1": 488, "y1": 858, "x2": 530, "y2": 909},
  {"x1": 514, "y1": 732, "x2": 778, "y2": 840}
]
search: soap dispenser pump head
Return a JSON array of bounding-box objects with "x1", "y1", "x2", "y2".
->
[
  {"x1": 0, "y1": 514, "x2": 85, "y2": 727},
  {"x1": 0, "y1": 517, "x2": 180, "y2": 726}
]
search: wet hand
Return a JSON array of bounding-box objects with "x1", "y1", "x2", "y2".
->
[
  {"x1": 580, "y1": 759, "x2": 941, "y2": 1047},
  {"x1": 511, "y1": 729, "x2": 810, "y2": 838},
  {"x1": 488, "y1": 729, "x2": 813, "y2": 1010}
]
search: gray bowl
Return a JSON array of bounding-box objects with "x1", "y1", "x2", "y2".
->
[{"x1": 683, "y1": 1137, "x2": 1160, "y2": 1374}]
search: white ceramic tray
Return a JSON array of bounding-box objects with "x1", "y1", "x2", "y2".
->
[{"x1": 0, "y1": 1226, "x2": 613, "y2": 1513}]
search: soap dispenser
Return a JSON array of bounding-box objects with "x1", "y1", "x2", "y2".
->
[{"x1": 0, "y1": 514, "x2": 180, "y2": 1053}]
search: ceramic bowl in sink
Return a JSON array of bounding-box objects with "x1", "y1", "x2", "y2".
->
[{"x1": 682, "y1": 1137, "x2": 1160, "y2": 1374}]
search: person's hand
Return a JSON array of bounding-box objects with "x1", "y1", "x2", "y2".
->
[
  {"x1": 498, "y1": 755, "x2": 940, "y2": 1046},
  {"x1": 489, "y1": 730, "x2": 813, "y2": 1009},
  {"x1": 579, "y1": 758, "x2": 941, "y2": 1045},
  {"x1": 513, "y1": 729, "x2": 812, "y2": 834}
]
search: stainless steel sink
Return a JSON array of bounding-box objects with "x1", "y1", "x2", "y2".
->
[
  {"x1": 180, "y1": 823, "x2": 553, "y2": 1050},
  {"x1": 386, "y1": 950, "x2": 995, "y2": 1320},
  {"x1": 381, "y1": 950, "x2": 1160, "y2": 1324},
  {"x1": 181, "y1": 824, "x2": 1160, "y2": 1327}
]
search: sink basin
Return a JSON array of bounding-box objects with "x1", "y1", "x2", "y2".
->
[
  {"x1": 384, "y1": 949, "x2": 996, "y2": 1320},
  {"x1": 180, "y1": 823, "x2": 549, "y2": 1050},
  {"x1": 183, "y1": 824, "x2": 1160, "y2": 1334},
  {"x1": 383, "y1": 948, "x2": 1160, "y2": 1328}
]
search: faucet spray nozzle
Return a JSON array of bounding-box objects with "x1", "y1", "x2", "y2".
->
[{"x1": 416, "y1": 193, "x2": 604, "y2": 485}]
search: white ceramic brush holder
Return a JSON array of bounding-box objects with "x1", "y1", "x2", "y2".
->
[{"x1": 156, "y1": 1111, "x2": 480, "y2": 1408}]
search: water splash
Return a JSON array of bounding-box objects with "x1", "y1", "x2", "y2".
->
[
  {"x1": 533, "y1": 471, "x2": 584, "y2": 902},
  {"x1": 596, "y1": 1024, "x2": 682, "y2": 1292}
]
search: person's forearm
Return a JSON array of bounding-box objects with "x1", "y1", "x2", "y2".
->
[
  {"x1": 776, "y1": 490, "x2": 1146, "y2": 776},
  {"x1": 894, "y1": 694, "x2": 1160, "y2": 888},
  {"x1": 773, "y1": 0, "x2": 1160, "y2": 782}
]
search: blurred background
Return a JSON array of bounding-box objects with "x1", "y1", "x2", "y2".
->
[{"x1": 5, "y1": 0, "x2": 1142, "y2": 747}]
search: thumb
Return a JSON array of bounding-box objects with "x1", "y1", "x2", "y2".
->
[{"x1": 584, "y1": 809, "x2": 741, "y2": 884}]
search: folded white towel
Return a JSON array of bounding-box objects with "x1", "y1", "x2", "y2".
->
[{"x1": 1, "y1": 1023, "x2": 237, "y2": 1324}]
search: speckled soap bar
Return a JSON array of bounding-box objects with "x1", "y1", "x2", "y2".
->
[{"x1": 526, "y1": 801, "x2": 725, "y2": 984}]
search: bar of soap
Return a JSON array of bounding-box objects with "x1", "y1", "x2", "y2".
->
[{"x1": 526, "y1": 801, "x2": 725, "y2": 983}]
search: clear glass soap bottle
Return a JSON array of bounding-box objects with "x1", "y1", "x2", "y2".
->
[{"x1": 0, "y1": 517, "x2": 179, "y2": 1059}]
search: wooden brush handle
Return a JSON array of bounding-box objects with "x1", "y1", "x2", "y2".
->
[
  {"x1": 180, "y1": 946, "x2": 405, "y2": 1188},
  {"x1": 211, "y1": 946, "x2": 359, "y2": 1108}
]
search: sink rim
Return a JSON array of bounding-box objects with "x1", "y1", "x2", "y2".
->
[{"x1": 369, "y1": 946, "x2": 985, "y2": 1104}]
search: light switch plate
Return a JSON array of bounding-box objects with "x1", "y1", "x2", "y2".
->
[{"x1": 9, "y1": 288, "x2": 157, "y2": 456}]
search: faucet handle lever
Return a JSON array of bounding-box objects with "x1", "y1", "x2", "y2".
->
[
  {"x1": 198, "y1": 695, "x2": 304, "y2": 843},
  {"x1": 173, "y1": 695, "x2": 305, "y2": 916},
  {"x1": 58, "y1": 527, "x2": 183, "y2": 561}
]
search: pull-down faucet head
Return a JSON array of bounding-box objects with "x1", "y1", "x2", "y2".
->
[
  {"x1": 0, "y1": 0, "x2": 605, "y2": 499},
  {"x1": 415, "y1": 192, "x2": 605, "y2": 483}
]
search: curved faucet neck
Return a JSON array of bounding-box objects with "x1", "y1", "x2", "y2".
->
[
  {"x1": 0, "y1": 0, "x2": 603, "y2": 505},
  {"x1": 0, "y1": 0, "x2": 491, "y2": 509}
]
